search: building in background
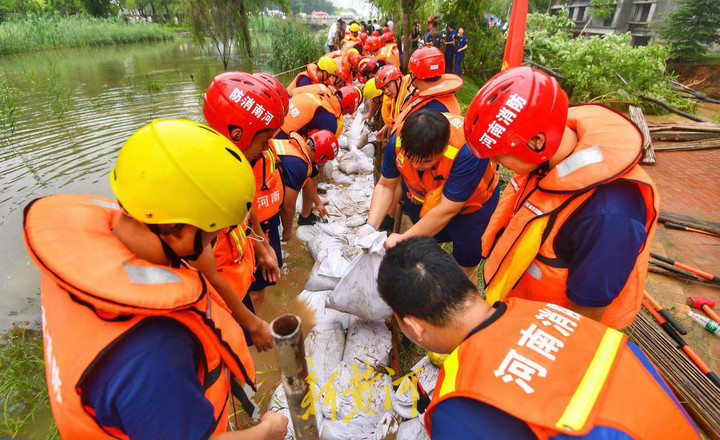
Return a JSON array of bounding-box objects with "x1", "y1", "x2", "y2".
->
[{"x1": 551, "y1": 0, "x2": 677, "y2": 46}]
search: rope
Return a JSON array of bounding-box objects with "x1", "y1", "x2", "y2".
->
[{"x1": 272, "y1": 64, "x2": 308, "y2": 77}]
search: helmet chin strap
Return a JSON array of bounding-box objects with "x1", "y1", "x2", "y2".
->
[{"x1": 148, "y1": 224, "x2": 205, "y2": 268}]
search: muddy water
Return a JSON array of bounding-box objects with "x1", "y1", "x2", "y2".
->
[{"x1": 0, "y1": 38, "x2": 308, "y2": 331}]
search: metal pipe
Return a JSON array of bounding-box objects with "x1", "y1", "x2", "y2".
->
[{"x1": 271, "y1": 314, "x2": 319, "y2": 440}]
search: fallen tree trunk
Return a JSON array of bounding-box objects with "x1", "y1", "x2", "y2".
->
[
  {"x1": 670, "y1": 79, "x2": 720, "y2": 105},
  {"x1": 654, "y1": 138, "x2": 720, "y2": 152},
  {"x1": 637, "y1": 94, "x2": 711, "y2": 123}
]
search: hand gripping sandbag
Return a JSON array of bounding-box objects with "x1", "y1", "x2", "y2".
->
[{"x1": 326, "y1": 231, "x2": 392, "y2": 320}]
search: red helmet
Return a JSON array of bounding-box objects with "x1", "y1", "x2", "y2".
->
[
  {"x1": 372, "y1": 30, "x2": 380, "y2": 37},
  {"x1": 204, "y1": 71, "x2": 285, "y2": 151},
  {"x1": 357, "y1": 56, "x2": 379, "y2": 79},
  {"x1": 359, "y1": 32, "x2": 368, "y2": 43},
  {"x1": 426, "y1": 17, "x2": 433, "y2": 24},
  {"x1": 409, "y1": 46, "x2": 445, "y2": 79},
  {"x1": 365, "y1": 35, "x2": 381, "y2": 53},
  {"x1": 382, "y1": 26, "x2": 389, "y2": 34},
  {"x1": 307, "y1": 129, "x2": 339, "y2": 164},
  {"x1": 374, "y1": 64, "x2": 402, "y2": 89},
  {"x1": 336, "y1": 85, "x2": 363, "y2": 114},
  {"x1": 382, "y1": 31, "x2": 395, "y2": 44},
  {"x1": 334, "y1": 60, "x2": 352, "y2": 86},
  {"x1": 348, "y1": 52, "x2": 362, "y2": 69},
  {"x1": 253, "y1": 72, "x2": 289, "y2": 116},
  {"x1": 464, "y1": 67, "x2": 569, "y2": 163}
]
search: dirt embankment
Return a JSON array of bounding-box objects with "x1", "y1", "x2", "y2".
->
[{"x1": 669, "y1": 63, "x2": 720, "y2": 99}]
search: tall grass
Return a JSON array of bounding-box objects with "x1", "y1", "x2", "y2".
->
[
  {"x1": 269, "y1": 20, "x2": 323, "y2": 71},
  {"x1": 0, "y1": 328, "x2": 59, "y2": 439},
  {"x1": 0, "y1": 79, "x2": 17, "y2": 144},
  {"x1": 0, "y1": 13, "x2": 176, "y2": 56}
]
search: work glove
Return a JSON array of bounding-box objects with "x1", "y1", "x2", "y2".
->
[{"x1": 357, "y1": 223, "x2": 377, "y2": 239}]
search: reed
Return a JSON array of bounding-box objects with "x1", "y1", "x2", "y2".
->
[
  {"x1": 0, "y1": 14, "x2": 175, "y2": 56},
  {"x1": 269, "y1": 20, "x2": 323, "y2": 71},
  {"x1": 0, "y1": 79, "x2": 17, "y2": 144}
]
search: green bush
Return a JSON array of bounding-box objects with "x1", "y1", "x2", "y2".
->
[
  {"x1": 524, "y1": 12, "x2": 695, "y2": 114},
  {"x1": 269, "y1": 19, "x2": 323, "y2": 71},
  {"x1": 0, "y1": 13, "x2": 176, "y2": 55}
]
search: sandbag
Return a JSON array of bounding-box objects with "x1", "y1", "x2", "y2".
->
[
  {"x1": 317, "y1": 248, "x2": 351, "y2": 279},
  {"x1": 320, "y1": 361, "x2": 393, "y2": 425},
  {"x1": 397, "y1": 418, "x2": 429, "y2": 440},
  {"x1": 322, "y1": 161, "x2": 334, "y2": 180},
  {"x1": 304, "y1": 270, "x2": 341, "y2": 293},
  {"x1": 360, "y1": 143, "x2": 375, "y2": 159},
  {"x1": 342, "y1": 319, "x2": 391, "y2": 369},
  {"x1": 392, "y1": 356, "x2": 440, "y2": 419},
  {"x1": 296, "y1": 225, "x2": 318, "y2": 243},
  {"x1": 346, "y1": 214, "x2": 366, "y2": 228},
  {"x1": 332, "y1": 170, "x2": 355, "y2": 184},
  {"x1": 305, "y1": 321, "x2": 346, "y2": 386},
  {"x1": 338, "y1": 154, "x2": 374, "y2": 175},
  {"x1": 298, "y1": 290, "x2": 352, "y2": 328},
  {"x1": 326, "y1": 231, "x2": 392, "y2": 321},
  {"x1": 320, "y1": 416, "x2": 377, "y2": 440},
  {"x1": 308, "y1": 234, "x2": 344, "y2": 262},
  {"x1": 373, "y1": 412, "x2": 400, "y2": 440},
  {"x1": 268, "y1": 385, "x2": 324, "y2": 440}
]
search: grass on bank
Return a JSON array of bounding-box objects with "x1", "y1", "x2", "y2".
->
[
  {"x1": 0, "y1": 14, "x2": 176, "y2": 56},
  {"x1": 0, "y1": 328, "x2": 58, "y2": 439}
]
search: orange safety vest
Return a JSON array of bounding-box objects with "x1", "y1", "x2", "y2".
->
[
  {"x1": 288, "y1": 83, "x2": 336, "y2": 98},
  {"x1": 281, "y1": 92, "x2": 344, "y2": 138},
  {"x1": 252, "y1": 147, "x2": 284, "y2": 222},
  {"x1": 377, "y1": 42, "x2": 400, "y2": 67},
  {"x1": 23, "y1": 194, "x2": 257, "y2": 439},
  {"x1": 341, "y1": 38, "x2": 362, "y2": 55},
  {"x1": 481, "y1": 105, "x2": 659, "y2": 330},
  {"x1": 425, "y1": 298, "x2": 700, "y2": 439},
  {"x1": 286, "y1": 63, "x2": 322, "y2": 95},
  {"x1": 272, "y1": 132, "x2": 314, "y2": 189},
  {"x1": 395, "y1": 113, "x2": 498, "y2": 217},
  {"x1": 214, "y1": 222, "x2": 256, "y2": 299},
  {"x1": 381, "y1": 95, "x2": 395, "y2": 127},
  {"x1": 390, "y1": 73, "x2": 463, "y2": 136}
]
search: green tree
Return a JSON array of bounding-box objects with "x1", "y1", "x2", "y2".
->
[
  {"x1": 660, "y1": 0, "x2": 720, "y2": 61},
  {"x1": 187, "y1": 0, "x2": 247, "y2": 67},
  {"x1": 80, "y1": 0, "x2": 116, "y2": 16}
]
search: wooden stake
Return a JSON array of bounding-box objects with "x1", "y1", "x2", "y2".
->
[{"x1": 629, "y1": 105, "x2": 655, "y2": 165}]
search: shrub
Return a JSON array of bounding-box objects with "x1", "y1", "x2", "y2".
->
[{"x1": 269, "y1": 19, "x2": 324, "y2": 71}]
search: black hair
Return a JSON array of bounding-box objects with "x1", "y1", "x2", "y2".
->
[
  {"x1": 399, "y1": 109, "x2": 451, "y2": 161},
  {"x1": 377, "y1": 236, "x2": 478, "y2": 326},
  {"x1": 448, "y1": 22, "x2": 455, "y2": 29}
]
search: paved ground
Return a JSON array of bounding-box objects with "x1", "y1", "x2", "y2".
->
[{"x1": 642, "y1": 148, "x2": 720, "y2": 371}]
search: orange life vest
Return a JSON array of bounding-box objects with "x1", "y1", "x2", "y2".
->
[
  {"x1": 325, "y1": 49, "x2": 342, "y2": 58},
  {"x1": 272, "y1": 132, "x2": 314, "y2": 189},
  {"x1": 395, "y1": 113, "x2": 498, "y2": 217},
  {"x1": 381, "y1": 95, "x2": 395, "y2": 127},
  {"x1": 390, "y1": 73, "x2": 463, "y2": 136},
  {"x1": 281, "y1": 92, "x2": 344, "y2": 138},
  {"x1": 341, "y1": 38, "x2": 362, "y2": 55},
  {"x1": 23, "y1": 194, "x2": 257, "y2": 439},
  {"x1": 288, "y1": 83, "x2": 336, "y2": 98},
  {"x1": 425, "y1": 298, "x2": 700, "y2": 439},
  {"x1": 481, "y1": 105, "x2": 659, "y2": 329},
  {"x1": 286, "y1": 63, "x2": 322, "y2": 95},
  {"x1": 377, "y1": 42, "x2": 400, "y2": 67},
  {"x1": 214, "y1": 222, "x2": 256, "y2": 299},
  {"x1": 252, "y1": 147, "x2": 284, "y2": 222}
]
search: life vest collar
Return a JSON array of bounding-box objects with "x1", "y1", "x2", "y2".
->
[
  {"x1": 414, "y1": 74, "x2": 463, "y2": 97},
  {"x1": 537, "y1": 105, "x2": 643, "y2": 194},
  {"x1": 24, "y1": 195, "x2": 208, "y2": 316}
]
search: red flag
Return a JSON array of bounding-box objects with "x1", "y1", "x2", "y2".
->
[{"x1": 502, "y1": 0, "x2": 529, "y2": 70}]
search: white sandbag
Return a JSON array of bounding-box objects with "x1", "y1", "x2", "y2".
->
[
  {"x1": 268, "y1": 385, "x2": 324, "y2": 440},
  {"x1": 360, "y1": 143, "x2": 375, "y2": 159},
  {"x1": 298, "y1": 290, "x2": 352, "y2": 328},
  {"x1": 397, "y1": 418, "x2": 429, "y2": 440},
  {"x1": 337, "y1": 135, "x2": 349, "y2": 150},
  {"x1": 318, "y1": 248, "x2": 351, "y2": 279},
  {"x1": 332, "y1": 170, "x2": 355, "y2": 184},
  {"x1": 320, "y1": 361, "x2": 393, "y2": 424},
  {"x1": 315, "y1": 221, "x2": 349, "y2": 238},
  {"x1": 326, "y1": 231, "x2": 392, "y2": 321},
  {"x1": 305, "y1": 271, "x2": 341, "y2": 292},
  {"x1": 367, "y1": 131, "x2": 378, "y2": 143},
  {"x1": 308, "y1": 234, "x2": 344, "y2": 262},
  {"x1": 346, "y1": 214, "x2": 366, "y2": 228},
  {"x1": 296, "y1": 225, "x2": 318, "y2": 243},
  {"x1": 392, "y1": 356, "x2": 440, "y2": 419},
  {"x1": 342, "y1": 319, "x2": 392, "y2": 368},
  {"x1": 320, "y1": 416, "x2": 377, "y2": 440},
  {"x1": 305, "y1": 321, "x2": 346, "y2": 386},
  {"x1": 322, "y1": 161, "x2": 334, "y2": 180},
  {"x1": 373, "y1": 412, "x2": 400, "y2": 440},
  {"x1": 338, "y1": 155, "x2": 374, "y2": 175}
]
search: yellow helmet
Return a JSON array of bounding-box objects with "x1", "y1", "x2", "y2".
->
[
  {"x1": 109, "y1": 119, "x2": 255, "y2": 232},
  {"x1": 363, "y1": 78, "x2": 382, "y2": 101},
  {"x1": 317, "y1": 55, "x2": 338, "y2": 75},
  {"x1": 349, "y1": 23, "x2": 360, "y2": 32},
  {"x1": 347, "y1": 48, "x2": 360, "y2": 56}
]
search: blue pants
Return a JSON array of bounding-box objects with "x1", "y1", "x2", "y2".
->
[
  {"x1": 445, "y1": 51, "x2": 454, "y2": 73},
  {"x1": 401, "y1": 185, "x2": 500, "y2": 268},
  {"x1": 248, "y1": 214, "x2": 283, "y2": 292},
  {"x1": 454, "y1": 52, "x2": 465, "y2": 77}
]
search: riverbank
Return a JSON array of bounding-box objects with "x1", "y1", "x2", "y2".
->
[{"x1": 0, "y1": 15, "x2": 176, "y2": 56}]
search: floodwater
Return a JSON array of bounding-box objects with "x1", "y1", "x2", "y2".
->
[{"x1": 0, "y1": 38, "x2": 312, "y2": 331}]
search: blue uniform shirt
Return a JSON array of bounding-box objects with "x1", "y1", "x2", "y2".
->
[
  {"x1": 277, "y1": 107, "x2": 338, "y2": 139},
  {"x1": 279, "y1": 155, "x2": 311, "y2": 192},
  {"x1": 84, "y1": 319, "x2": 216, "y2": 440},
  {"x1": 555, "y1": 180, "x2": 647, "y2": 307},
  {"x1": 444, "y1": 30, "x2": 456, "y2": 55},
  {"x1": 455, "y1": 35, "x2": 468, "y2": 53},
  {"x1": 295, "y1": 75, "x2": 313, "y2": 88}
]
